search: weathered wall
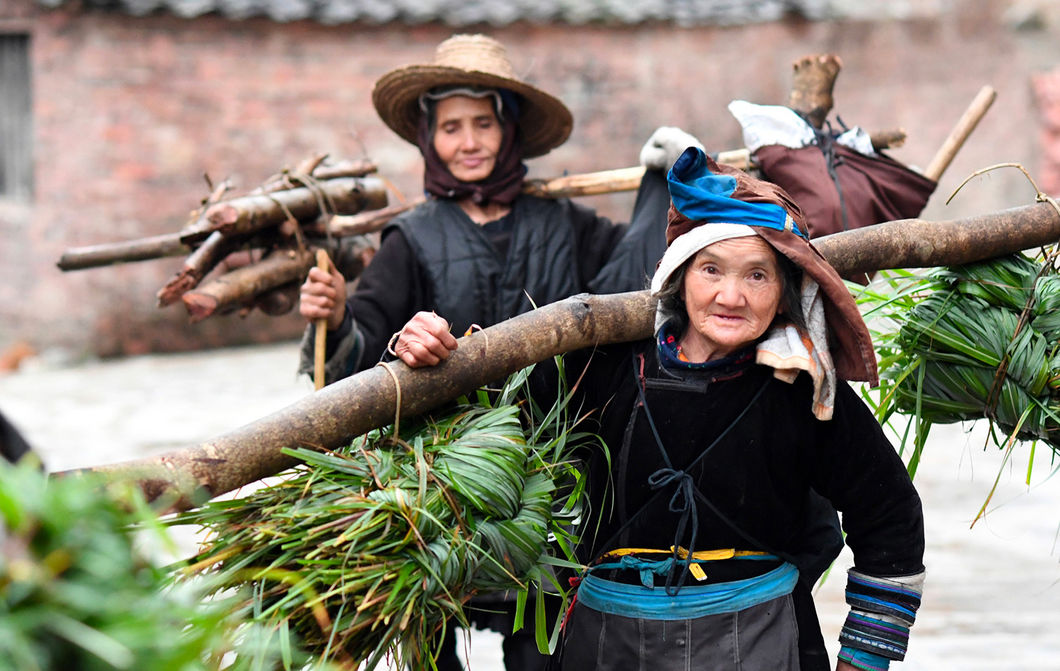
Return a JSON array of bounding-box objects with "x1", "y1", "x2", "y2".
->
[{"x1": 0, "y1": 0, "x2": 1056, "y2": 357}]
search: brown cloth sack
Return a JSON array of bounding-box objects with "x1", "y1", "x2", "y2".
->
[{"x1": 755, "y1": 143, "x2": 937, "y2": 238}]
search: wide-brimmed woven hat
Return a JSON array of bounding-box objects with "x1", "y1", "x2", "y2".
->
[{"x1": 371, "y1": 34, "x2": 573, "y2": 158}]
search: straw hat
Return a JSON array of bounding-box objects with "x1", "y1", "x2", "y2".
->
[{"x1": 372, "y1": 34, "x2": 573, "y2": 158}]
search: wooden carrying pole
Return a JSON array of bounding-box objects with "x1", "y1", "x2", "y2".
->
[
  {"x1": 313, "y1": 250, "x2": 329, "y2": 391},
  {"x1": 80, "y1": 202, "x2": 1060, "y2": 511},
  {"x1": 923, "y1": 85, "x2": 997, "y2": 181}
]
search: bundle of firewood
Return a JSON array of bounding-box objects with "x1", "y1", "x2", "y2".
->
[
  {"x1": 57, "y1": 53, "x2": 992, "y2": 326},
  {"x1": 57, "y1": 155, "x2": 390, "y2": 322}
]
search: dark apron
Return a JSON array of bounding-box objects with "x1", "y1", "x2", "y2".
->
[
  {"x1": 559, "y1": 557, "x2": 801, "y2": 670},
  {"x1": 554, "y1": 352, "x2": 805, "y2": 670}
]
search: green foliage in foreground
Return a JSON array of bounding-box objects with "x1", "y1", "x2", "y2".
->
[
  {"x1": 0, "y1": 458, "x2": 330, "y2": 671},
  {"x1": 173, "y1": 361, "x2": 599, "y2": 670},
  {"x1": 857, "y1": 253, "x2": 1060, "y2": 478}
]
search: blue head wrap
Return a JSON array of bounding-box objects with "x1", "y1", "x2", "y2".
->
[{"x1": 666, "y1": 147, "x2": 807, "y2": 239}]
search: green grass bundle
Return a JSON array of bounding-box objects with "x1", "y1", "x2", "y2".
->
[
  {"x1": 860, "y1": 253, "x2": 1060, "y2": 475},
  {"x1": 0, "y1": 458, "x2": 321, "y2": 671},
  {"x1": 173, "y1": 362, "x2": 597, "y2": 670}
]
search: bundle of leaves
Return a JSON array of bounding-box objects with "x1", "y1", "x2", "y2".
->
[
  {"x1": 860, "y1": 253, "x2": 1060, "y2": 476},
  {"x1": 0, "y1": 458, "x2": 326, "y2": 671},
  {"x1": 173, "y1": 362, "x2": 597, "y2": 670}
]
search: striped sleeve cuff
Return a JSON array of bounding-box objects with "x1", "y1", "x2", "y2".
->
[
  {"x1": 839, "y1": 646, "x2": 891, "y2": 671},
  {"x1": 840, "y1": 568, "x2": 924, "y2": 661}
]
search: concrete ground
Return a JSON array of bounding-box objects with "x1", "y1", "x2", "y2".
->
[{"x1": 2, "y1": 341, "x2": 1059, "y2": 670}]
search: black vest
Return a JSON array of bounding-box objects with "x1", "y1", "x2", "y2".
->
[{"x1": 386, "y1": 196, "x2": 582, "y2": 335}]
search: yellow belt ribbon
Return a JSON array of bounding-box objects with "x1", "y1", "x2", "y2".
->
[{"x1": 599, "y1": 546, "x2": 771, "y2": 582}]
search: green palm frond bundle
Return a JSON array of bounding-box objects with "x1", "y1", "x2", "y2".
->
[
  {"x1": 173, "y1": 361, "x2": 597, "y2": 670},
  {"x1": 0, "y1": 458, "x2": 321, "y2": 671},
  {"x1": 860, "y1": 253, "x2": 1060, "y2": 476}
]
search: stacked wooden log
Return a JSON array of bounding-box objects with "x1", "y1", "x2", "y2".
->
[{"x1": 57, "y1": 156, "x2": 388, "y2": 322}]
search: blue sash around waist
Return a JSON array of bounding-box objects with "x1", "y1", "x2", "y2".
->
[{"x1": 577, "y1": 560, "x2": 799, "y2": 621}]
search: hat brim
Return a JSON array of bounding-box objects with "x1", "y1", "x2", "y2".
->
[{"x1": 372, "y1": 65, "x2": 573, "y2": 159}]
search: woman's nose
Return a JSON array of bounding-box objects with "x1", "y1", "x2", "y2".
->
[
  {"x1": 458, "y1": 128, "x2": 479, "y2": 150},
  {"x1": 714, "y1": 277, "x2": 745, "y2": 306}
]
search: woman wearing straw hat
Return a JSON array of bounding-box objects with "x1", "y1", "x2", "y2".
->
[
  {"x1": 298, "y1": 33, "x2": 701, "y2": 670},
  {"x1": 298, "y1": 33, "x2": 696, "y2": 382},
  {"x1": 551, "y1": 147, "x2": 925, "y2": 671}
]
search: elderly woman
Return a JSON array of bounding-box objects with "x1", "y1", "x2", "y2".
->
[
  {"x1": 299, "y1": 34, "x2": 699, "y2": 671},
  {"x1": 550, "y1": 148, "x2": 925, "y2": 671},
  {"x1": 299, "y1": 34, "x2": 684, "y2": 382}
]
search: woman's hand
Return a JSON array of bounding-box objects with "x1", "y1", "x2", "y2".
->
[
  {"x1": 836, "y1": 660, "x2": 859, "y2": 671},
  {"x1": 392, "y1": 311, "x2": 458, "y2": 368},
  {"x1": 299, "y1": 265, "x2": 347, "y2": 331}
]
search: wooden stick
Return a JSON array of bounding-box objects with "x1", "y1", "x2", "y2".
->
[
  {"x1": 256, "y1": 157, "x2": 379, "y2": 194},
  {"x1": 156, "y1": 230, "x2": 236, "y2": 307},
  {"x1": 56, "y1": 233, "x2": 191, "y2": 271},
  {"x1": 313, "y1": 249, "x2": 329, "y2": 391},
  {"x1": 316, "y1": 198, "x2": 427, "y2": 237},
  {"x1": 305, "y1": 158, "x2": 378, "y2": 181},
  {"x1": 181, "y1": 248, "x2": 314, "y2": 323},
  {"x1": 204, "y1": 177, "x2": 389, "y2": 239},
  {"x1": 870, "y1": 129, "x2": 907, "y2": 151},
  {"x1": 522, "y1": 149, "x2": 753, "y2": 199},
  {"x1": 924, "y1": 85, "x2": 997, "y2": 181},
  {"x1": 175, "y1": 179, "x2": 234, "y2": 244}
]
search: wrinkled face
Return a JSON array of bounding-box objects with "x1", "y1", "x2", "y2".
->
[
  {"x1": 679, "y1": 236, "x2": 783, "y2": 362},
  {"x1": 431, "y1": 95, "x2": 503, "y2": 183}
]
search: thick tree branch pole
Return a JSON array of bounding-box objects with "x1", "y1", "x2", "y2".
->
[
  {"x1": 83, "y1": 290, "x2": 654, "y2": 510},
  {"x1": 815, "y1": 202, "x2": 1060, "y2": 277},
  {"x1": 78, "y1": 202, "x2": 1060, "y2": 510}
]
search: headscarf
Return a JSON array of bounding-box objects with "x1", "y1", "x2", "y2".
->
[
  {"x1": 651, "y1": 147, "x2": 878, "y2": 419},
  {"x1": 416, "y1": 86, "x2": 528, "y2": 206}
]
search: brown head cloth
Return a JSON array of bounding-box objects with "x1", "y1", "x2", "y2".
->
[{"x1": 665, "y1": 148, "x2": 878, "y2": 384}]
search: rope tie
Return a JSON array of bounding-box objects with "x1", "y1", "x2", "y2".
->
[
  {"x1": 375, "y1": 360, "x2": 402, "y2": 437},
  {"x1": 647, "y1": 466, "x2": 700, "y2": 595},
  {"x1": 463, "y1": 323, "x2": 486, "y2": 359},
  {"x1": 386, "y1": 330, "x2": 401, "y2": 358},
  {"x1": 647, "y1": 467, "x2": 696, "y2": 517}
]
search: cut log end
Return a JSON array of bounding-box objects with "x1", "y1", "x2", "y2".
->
[
  {"x1": 787, "y1": 52, "x2": 843, "y2": 129},
  {"x1": 182, "y1": 292, "x2": 220, "y2": 323},
  {"x1": 157, "y1": 272, "x2": 198, "y2": 307},
  {"x1": 206, "y1": 203, "x2": 241, "y2": 227}
]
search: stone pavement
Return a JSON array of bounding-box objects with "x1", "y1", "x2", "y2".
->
[{"x1": 2, "y1": 341, "x2": 1059, "y2": 670}]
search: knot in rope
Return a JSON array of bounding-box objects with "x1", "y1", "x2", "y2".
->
[{"x1": 647, "y1": 467, "x2": 695, "y2": 516}]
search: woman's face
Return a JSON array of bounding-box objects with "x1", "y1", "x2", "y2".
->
[
  {"x1": 431, "y1": 95, "x2": 503, "y2": 183},
  {"x1": 679, "y1": 236, "x2": 784, "y2": 362}
]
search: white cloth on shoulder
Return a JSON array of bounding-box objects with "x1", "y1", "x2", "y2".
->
[{"x1": 755, "y1": 275, "x2": 837, "y2": 420}]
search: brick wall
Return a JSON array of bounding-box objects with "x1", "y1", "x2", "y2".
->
[{"x1": 0, "y1": 0, "x2": 1056, "y2": 357}]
